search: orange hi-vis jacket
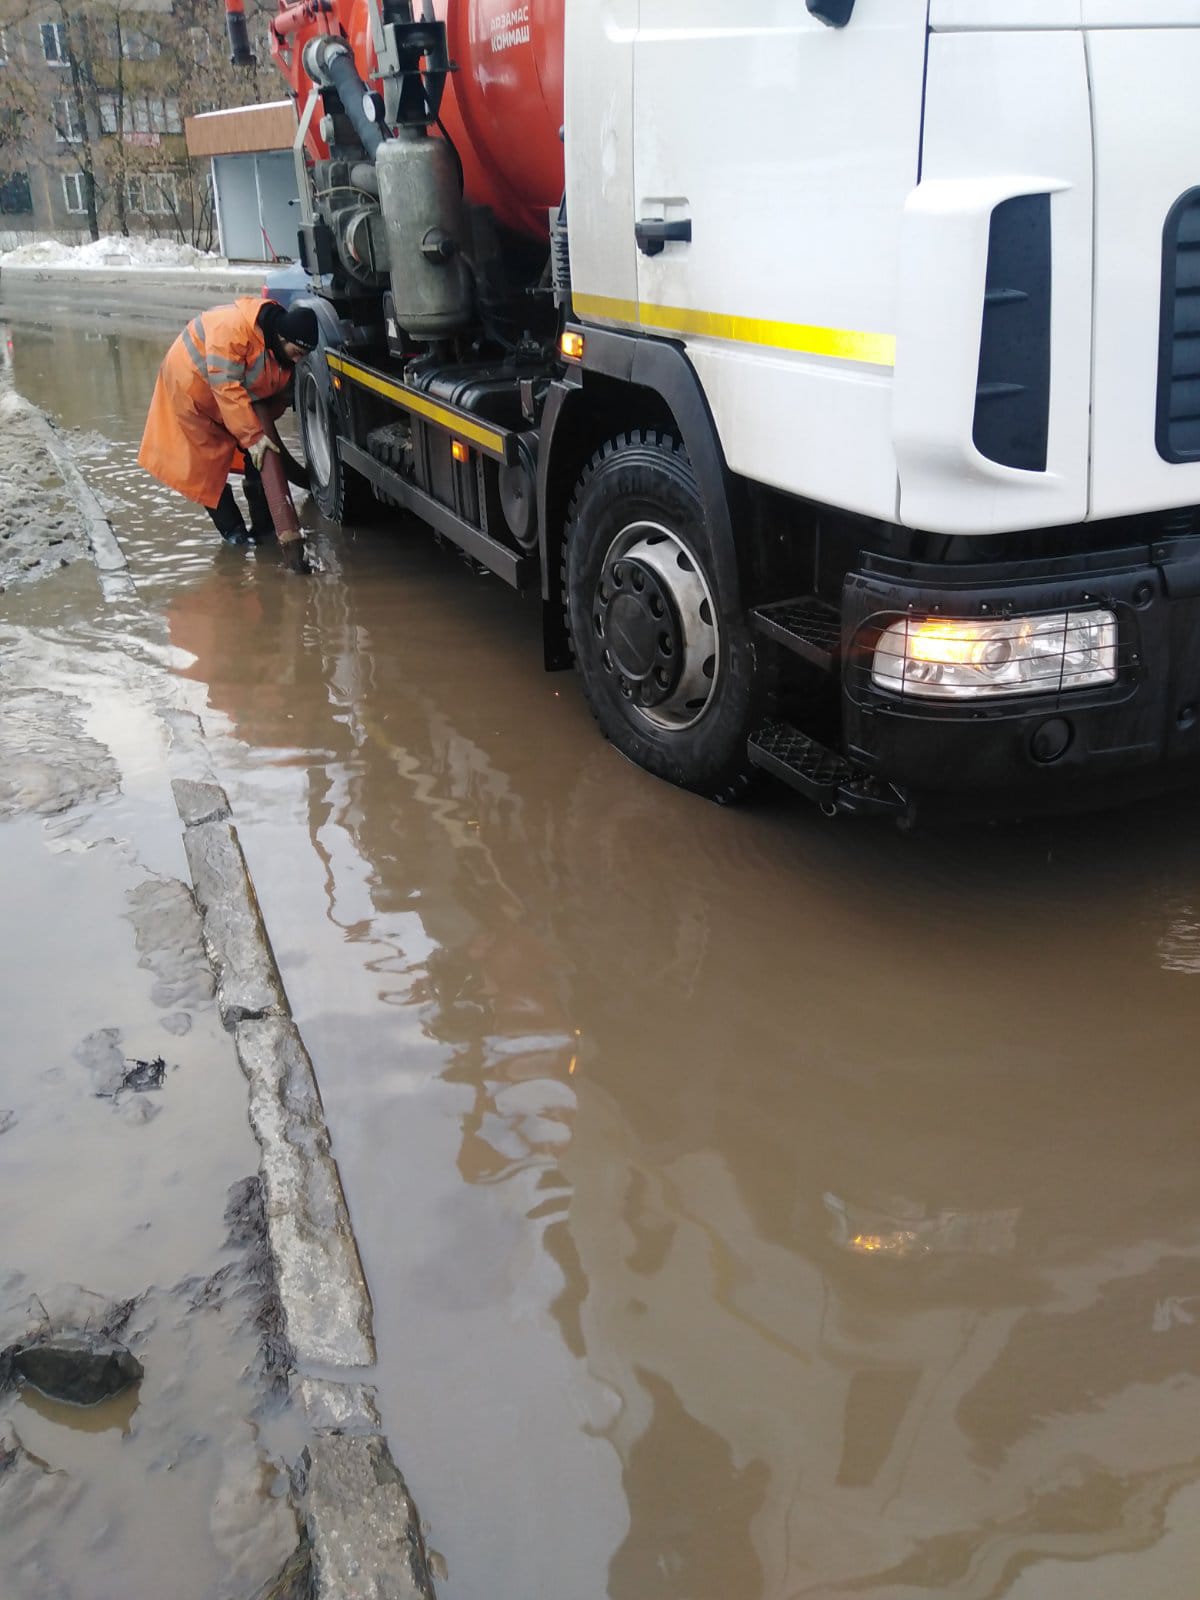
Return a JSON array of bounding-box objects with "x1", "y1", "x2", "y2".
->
[{"x1": 138, "y1": 298, "x2": 292, "y2": 509}]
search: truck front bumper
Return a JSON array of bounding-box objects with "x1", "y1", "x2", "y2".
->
[{"x1": 842, "y1": 540, "x2": 1200, "y2": 815}]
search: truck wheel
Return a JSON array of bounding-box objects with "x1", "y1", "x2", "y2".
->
[
  {"x1": 297, "y1": 354, "x2": 366, "y2": 524},
  {"x1": 563, "y1": 431, "x2": 764, "y2": 802}
]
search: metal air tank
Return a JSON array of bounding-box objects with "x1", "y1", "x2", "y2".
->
[{"x1": 375, "y1": 128, "x2": 474, "y2": 337}]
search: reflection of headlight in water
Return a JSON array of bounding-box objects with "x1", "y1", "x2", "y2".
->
[
  {"x1": 825, "y1": 1193, "x2": 1019, "y2": 1258},
  {"x1": 850, "y1": 1231, "x2": 922, "y2": 1257}
]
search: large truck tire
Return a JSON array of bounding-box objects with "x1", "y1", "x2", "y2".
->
[
  {"x1": 296, "y1": 352, "x2": 370, "y2": 525},
  {"x1": 563, "y1": 431, "x2": 766, "y2": 803}
]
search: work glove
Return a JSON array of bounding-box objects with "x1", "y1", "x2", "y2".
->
[
  {"x1": 280, "y1": 538, "x2": 311, "y2": 576},
  {"x1": 246, "y1": 435, "x2": 280, "y2": 471}
]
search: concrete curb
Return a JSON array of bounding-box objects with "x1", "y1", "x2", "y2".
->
[
  {"x1": 171, "y1": 774, "x2": 438, "y2": 1597},
  {"x1": 300, "y1": 1434, "x2": 439, "y2": 1600},
  {"x1": 20, "y1": 402, "x2": 135, "y2": 601},
  {"x1": 175, "y1": 779, "x2": 375, "y2": 1367}
]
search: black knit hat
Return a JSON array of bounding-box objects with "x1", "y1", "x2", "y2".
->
[{"x1": 277, "y1": 305, "x2": 319, "y2": 351}]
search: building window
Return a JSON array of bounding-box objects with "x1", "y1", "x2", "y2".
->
[
  {"x1": 97, "y1": 94, "x2": 180, "y2": 140},
  {"x1": 127, "y1": 171, "x2": 178, "y2": 215},
  {"x1": 121, "y1": 28, "x2": 160, "y2": 61},
  {"x1": 41, "y1": 21, "x2": 68, "y2": 63},
  {"x1": 0, "y1": 170, "x2": 33, "y2": 214},
  {"x1": 62, "y1": 171, "x2": 88, "y2": 214},
  {"x1": 54, "y1": 96, "x2": 83, "y2": 143}
]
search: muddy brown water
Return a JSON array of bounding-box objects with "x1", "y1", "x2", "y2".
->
[{"x1": 5, "y1": 311, "x2": 1200, "y2": 1599}]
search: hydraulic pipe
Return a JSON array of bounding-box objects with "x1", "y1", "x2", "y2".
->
[{"x1": 302, "y1": 36, "x2": 389, "y2": 161}]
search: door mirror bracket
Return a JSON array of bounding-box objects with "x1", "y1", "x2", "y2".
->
[{"x1": 806, "y1": 0, "x2": 855, "y2": 25}]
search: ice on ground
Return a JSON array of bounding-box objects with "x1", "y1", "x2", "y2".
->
[
  {"x1": 0, "y1": 390, "x2": 33, "y2": 421},
  {"x1": 0, "y1": 377, "x2": 90, "y2": 590}
]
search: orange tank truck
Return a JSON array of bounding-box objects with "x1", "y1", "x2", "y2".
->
[
  {"x1": 225, "y1": 0, "x2": 927, "y2": 819},
  {"x1": 263, "y1": 0, "x2": 563, "y2": 239}
]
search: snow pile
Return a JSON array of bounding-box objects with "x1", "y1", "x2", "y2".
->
[{"x1": 1, "y1": 234, "x2": 223, "y2": 270}]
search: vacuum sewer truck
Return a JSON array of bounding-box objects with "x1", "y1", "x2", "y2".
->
[{"x1": 229, "y1": 0, "x2": 1200, "y2": 820}]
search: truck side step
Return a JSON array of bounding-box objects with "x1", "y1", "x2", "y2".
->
[
  {"x1": 750, "y1": 598, "x2": 842, "y2": 671},
  {"x1": 747, "y1": 721, "x2": 906, "y2": 818}
]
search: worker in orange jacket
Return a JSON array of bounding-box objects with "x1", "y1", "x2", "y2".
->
[{"x1": 138, "y1": 298, "x2": 317, "y2": 570}]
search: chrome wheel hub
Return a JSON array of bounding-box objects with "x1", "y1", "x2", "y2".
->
[
  {"x1": 300, "y1": 370, "x2": 333, "y2": 486},
  {"x1": 594, "y1": 522, "x2": 720, "y2": 731}
]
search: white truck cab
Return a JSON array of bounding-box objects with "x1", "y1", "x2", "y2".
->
[{"x1": 554, "y1": 0, "x2": 1200, "y2": 817}]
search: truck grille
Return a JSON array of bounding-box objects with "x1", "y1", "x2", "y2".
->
[{"x1": 1157, "y1": 187, "x2": 1200, "y2": 463}]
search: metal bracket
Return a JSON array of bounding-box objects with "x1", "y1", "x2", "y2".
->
[{"x1": 806, "y1": 0, "x2": 855, "y2": 25}]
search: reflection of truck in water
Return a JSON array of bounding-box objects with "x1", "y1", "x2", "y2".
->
[
  {"x1": 168, "y1": 545, "x2": 1200, "y2": 1596},
  {"x1": 233, "y1": 0, "x2": 1200, "y2": 819}
]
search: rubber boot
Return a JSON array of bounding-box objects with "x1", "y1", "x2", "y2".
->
[
  {"x1": 243, "y1": 462, "x2": 276, "y2": 543},
  {"x1": 207, "y1": 485, "x2": 250, "y2": 546}
]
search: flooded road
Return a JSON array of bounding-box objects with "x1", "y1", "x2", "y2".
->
[{"x1": 6, "y1": 311, "x2": 1200, "y2": 1599}]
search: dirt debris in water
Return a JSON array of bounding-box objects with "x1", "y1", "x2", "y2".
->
[
  {"x1": 0, "y1": 388, "x2": 89, "y2": 589},
  {"x1": 8, "y1": 1338, "x2": 143, "y2": 1408},
  {"x1": 125, "y1": 876, "x2": 216, "y2": 1017},
  {"x1": 0, "y1": 1288, "x2": 142, "y2": 1405},
  {"x1": 219, "y1": 1176, "x2": 293, "y2": 1392},
  {"x1": 0, "y1": 686, "x2": 119, "y2": 819},
  {"x1": 75, "y1": 1029, "x2": 172, "y2": 1099}
]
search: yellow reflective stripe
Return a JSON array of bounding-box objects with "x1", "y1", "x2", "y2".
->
[
  {"x1": 569, "y1": 293, "x2": 638, "y2": 325},
  {"x1": 327, "y1": 353, "x2": 506, "y2": 455},
  {"x1": 572, "y1": 292, "x2": 896, "y2": 370}
]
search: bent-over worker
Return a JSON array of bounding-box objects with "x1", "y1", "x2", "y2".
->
[{"x1": 138, "y1": 298, "x2": 317, "y2": 571}]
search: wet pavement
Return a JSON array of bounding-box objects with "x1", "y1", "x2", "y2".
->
[
  {"x1": 0, "y1": 597, "x2": 301, "y2": 1594},
  {"x1": 4, "y1": 309, "x2": 1200, "y2": 1599}
]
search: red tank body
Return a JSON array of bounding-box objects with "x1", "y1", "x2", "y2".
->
[{"x1": 270, "y1": 0, "x2": 564, "y2": 240}]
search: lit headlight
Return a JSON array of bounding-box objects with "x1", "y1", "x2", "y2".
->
[{"x1": 871, "y1": 608, "x2": 1118, "y2": 700}]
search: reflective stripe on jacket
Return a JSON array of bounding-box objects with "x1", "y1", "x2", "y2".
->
[{"x1": 137, "y1": 297, "x2": 292, "y2": 508}]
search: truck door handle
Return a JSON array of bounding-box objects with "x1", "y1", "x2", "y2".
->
[{"x1": 635, "y1": 218, "x2": 692, "y2": 257}]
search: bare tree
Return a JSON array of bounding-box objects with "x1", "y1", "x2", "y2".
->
[
  {"x1": 0, "y1": 0, "x2": 279, "y2": 245},
  {"x1": 0, "y1": 0, "x2": 107, "y2": 239}
]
